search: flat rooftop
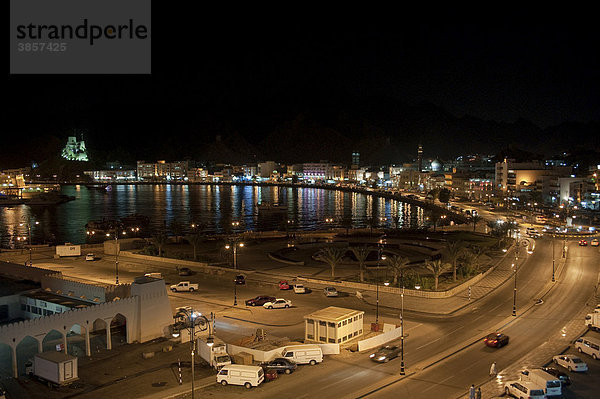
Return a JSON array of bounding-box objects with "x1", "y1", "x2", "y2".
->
[
  {"x1": 304, "y1": 306, "x2": 364, "y2": 322},
  {"x1": 0, "y1": 276, "x2": 40, "y2": 297},
  {"x1": 24, "y1": 290, "x2": 95, "y2": 309}
]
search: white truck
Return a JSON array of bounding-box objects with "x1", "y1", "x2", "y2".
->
[
  {"x1": 585, "y1": 312, "x2": 600, "y2": 331},
  {"x1": 25, "y1": 352, "x2": 78, "y2": 387},
  {"x1": 199, "y1": 337, "x2": 231, "y2": 370},
  {"x1": 170, "y1": 281, "x2": 199, "y2": 292},
  {"x1": 55, "y1": 244, "x2": 81, "y2": 257}
]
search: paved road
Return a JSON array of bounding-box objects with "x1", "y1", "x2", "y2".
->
[
  {"x1": 2, "y1": 232, "x2": 597, "y2": 399},
  {"x1": 364, "y1": 240, "x2": 599, "y2": 399}
]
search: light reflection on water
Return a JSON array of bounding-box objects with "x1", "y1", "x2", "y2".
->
[{"x1": 0, "y1": 185, "x2": 425, "y2": 246}]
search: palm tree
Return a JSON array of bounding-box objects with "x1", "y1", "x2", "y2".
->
[
  {"x1": 315, "y1": 247, "x2": 346, "y2": 278},
  {"x1": 341, "y1": 215, "x2": 353, "y2": 236},
  {"x1": 445, "y1": 240, "x2": 465, "y2": 282},
  {"x1": 459, "y1": 247, "x2": 483, "y2": 277},
  {"x1": 169, "y1": 220, "x2": 184, "y2": 244},
  {"x1": 385, "y1": 255, "x2": 411, "y2": 286},
  {"x1": 365, "y1": 216, "x2": 377, "y2": 236},
  {"x1": 471, "y1": 215, "x2": 483, "y2": 232},
  {"x1": 152, "y1": 231, "x2": 168, "y2": 257},
  {"x1": 425, "y1": 259, "x2": 452, "y2": 291},
  {"x1": 350, "y1": 246, "x2": 370, "y2": 282},
  {"x1": 505, "y1": 217, "x2": 517, "y2": 237},
  {"x1": 391, "y1": 214, "x2": 401, "y2": 229},
  {"x1": 185, "y1": 230, "x2": 204, "y2": 260}
]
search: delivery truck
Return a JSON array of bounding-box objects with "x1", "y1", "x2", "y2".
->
[
  {"x1": 199, "y1": 337, "x2": 231, "y2": 370},
  {"x1": 55, "y1": 244, "x2": 81, "y2": 257},
  {"x1": 25, "y1": 352, "x2": 78, "y2": 387},
  {"x1": 585, "y1": 312, "x2": 600, "y2": 331}
]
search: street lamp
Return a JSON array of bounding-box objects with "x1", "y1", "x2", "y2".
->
[
  {"x1": 19, "y1": 218, "x2": 39, "y2": 266},
  {"x1": 512, "y1": 243, "x2": 520, "y2": 317},
  {"x1": 375, "y1": 239, "x2": 386, "y2": 325},
  {"x1": 172, "y1": 308, "x2": 214, "y2": 399},
  {"x1": 400, "y1": 285, "x2": 405, "y2": 375},
  {"x1": 551, "y1": 234, "x2": 556, "y2": 282},
  {"x1": 224, "y1": 239, "x2": 244, "y2": 271},
  {"x1": 106, "y1": 228, "x2": 126, "y2": 285},
  {"x1": 225, "y1": 238, "x2": 244, "y2": 306}
]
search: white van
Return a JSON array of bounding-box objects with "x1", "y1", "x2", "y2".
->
[
  {"x1": 575, "y1": 336, "x2": 600, "y2": 360},
  {"x1": 520, "y1": 368, "x2": 562, "y2": 397},
  {"x1": 216, "y1": 364, "x2": 264, "y2": 389},
  {"x1": 505, "y1": 380, "x2": 545, "y2": 399},
  {"x1": 282, "y1": 344, "x2": 323, "y2": 365}
]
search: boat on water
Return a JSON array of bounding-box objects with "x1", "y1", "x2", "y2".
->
[
  {"x1": 256, "y1": 202, "x2": 287, "y2": 212},
  {"x1": 0, "y1": 196, "x2": 24, "y2": 206},
  {"x1": 85, "y1": 214, "x2": 150, "y2": 240},
  {"x1": 120, "y1": 213, "x2": 150, "y2": 235},
  {"x1": 24, "y1": 192, "x2": 75, "y2": 206}
]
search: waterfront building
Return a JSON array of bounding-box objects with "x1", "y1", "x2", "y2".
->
[
  {"x1": 83, "y1": 169, "x2": 136, "y2": 182},
  {"x1": 258, "y1": 161, "x2": 278, "y2": 179},
  {"x1": 186, "y1": 167, "x2": 209, "y2": 182},
  {"x1": 495, "y1": 159, "x2": 572, "y2": 204},
  {"x1": 303, "y1": 162, "x2": 333, "y2": 181}
]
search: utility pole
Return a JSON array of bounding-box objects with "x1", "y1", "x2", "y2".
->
[
  {"x1": 400, "y1": 286, "x2": 405, "y2": 375},
  {"x1": 551, "y1": 235, "x2": 556, "y2": 282},
  {"x1": 512, "y1": 243, "x2": 519, "y2": 317}
]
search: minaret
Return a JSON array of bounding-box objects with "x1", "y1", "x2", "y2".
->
[{"x1": 417, "y1": 143, "x2": 423, "y2": 172}]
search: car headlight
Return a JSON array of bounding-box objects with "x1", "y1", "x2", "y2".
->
[
  {"x1": 378, "y1": 356, "x2": 386, "y2": 361},
  {"x1": 369, "y1": 354, "x2": 375, "y2": 358}
]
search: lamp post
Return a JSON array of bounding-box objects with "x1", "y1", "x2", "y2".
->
[
  {"x1": 400, "y1": 285, "x2": 405, "y2": 375},
  {"x1": 107, "y1": 228, "x2": 125, "y2": 285},
  {"x1": 551, "y1": 235, "x2": 556, "y2": 282},
  {"x1": 376, "y1": 243, "x2": 381, "y2": 325},
  {"x1": 225, "y1": 237, "x2": 244, "y2": 306},
  {"x1": 19, "y1": 218, "x2": 39, "y2": 266},
  {"x1": 512, "y1": 243, "x2": 519, "y2": 317},
  {"x1": 172, "y1": 308, "x2": 214, "y2": 399},
  {"x1": 375, "y1": 238, "x2": 386, "y2": 325}
]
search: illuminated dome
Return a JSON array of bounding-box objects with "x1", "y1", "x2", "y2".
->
[{"x1": 431, "y1": 159, "x2": 442, "y2": 171}]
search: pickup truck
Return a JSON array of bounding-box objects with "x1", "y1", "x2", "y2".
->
[{"x1": 170, "y1": 281, "x2": 199, "y2": 292}]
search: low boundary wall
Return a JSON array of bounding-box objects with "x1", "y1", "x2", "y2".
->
[
  {"x1": 357, "y1": 326, "x2": 403, "y2": 352},
  {"x1": 226, "y1": 344, "x2": 282, "y2": 362}
]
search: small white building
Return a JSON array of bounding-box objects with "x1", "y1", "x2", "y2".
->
[{"x1": 304, "y1": 306, "x2": 364, "y2": 345}]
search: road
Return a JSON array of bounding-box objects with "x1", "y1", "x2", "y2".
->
[
  {"x1": 3, "y1": 233, "x2": 598, "y2": 399},
  {"x1": 366, "y1": 240, "x2": 599, "y2": 398}
]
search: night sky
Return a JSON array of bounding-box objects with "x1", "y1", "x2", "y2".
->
[{"x1": 5, "y1": 17, "x2": 600, "y2": 167}]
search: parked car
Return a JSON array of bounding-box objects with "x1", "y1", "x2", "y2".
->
[
  {"x1": 369, "y1": 345, "x2": 401, "y2": 363},
  {"x1": 263, "y1": 368, "x2": 278, "y2": 381},
  {"x1": 85, "y1": 253, "x2": 95, "y2": 261},
  {"x1": 504, "y1": 380, "x2": 545, "y2": 399},
  {"x1": 245, "y1": 296, "x2": 276, "y2": 307},
  {"x1": 293, "y1": 284, "x2": 306, "y2": 294},
  {"x1": 579, "y1": 239, "x2": 588, "y2": 246},
  {"x1": 552, "y1": 354, "x2": 588, "y2": 372},
  {"x1": 483, "y1": 332, "x2": 510, "y2": 348},
  {"x1": 324, "y1": 287, "x2": 339, "y2": 297},
  {"x1": 263, "y1": 298, "x2": 292, "y2": 309},
  {"x1": 591, "y1": 238, "x2": 599, "y2": 246},
  {"x1": 178, "y1": 267, "x2": 192, "y2": 276},
  {"x1": 541, "y1": 367, "x2": 571, "y2": 386},
  {"x1": 279, "y1": 280, "x2": 292, "y2": 290},
  {"x1": 234, "y1": 275, "x2": 246, "y2": 285},
  {"x1": 575, "y1": 336, "x2": 600, "y2": 360},
  {"x1": 262, "y1": 358, "x2": 297, "y2": 374}
]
